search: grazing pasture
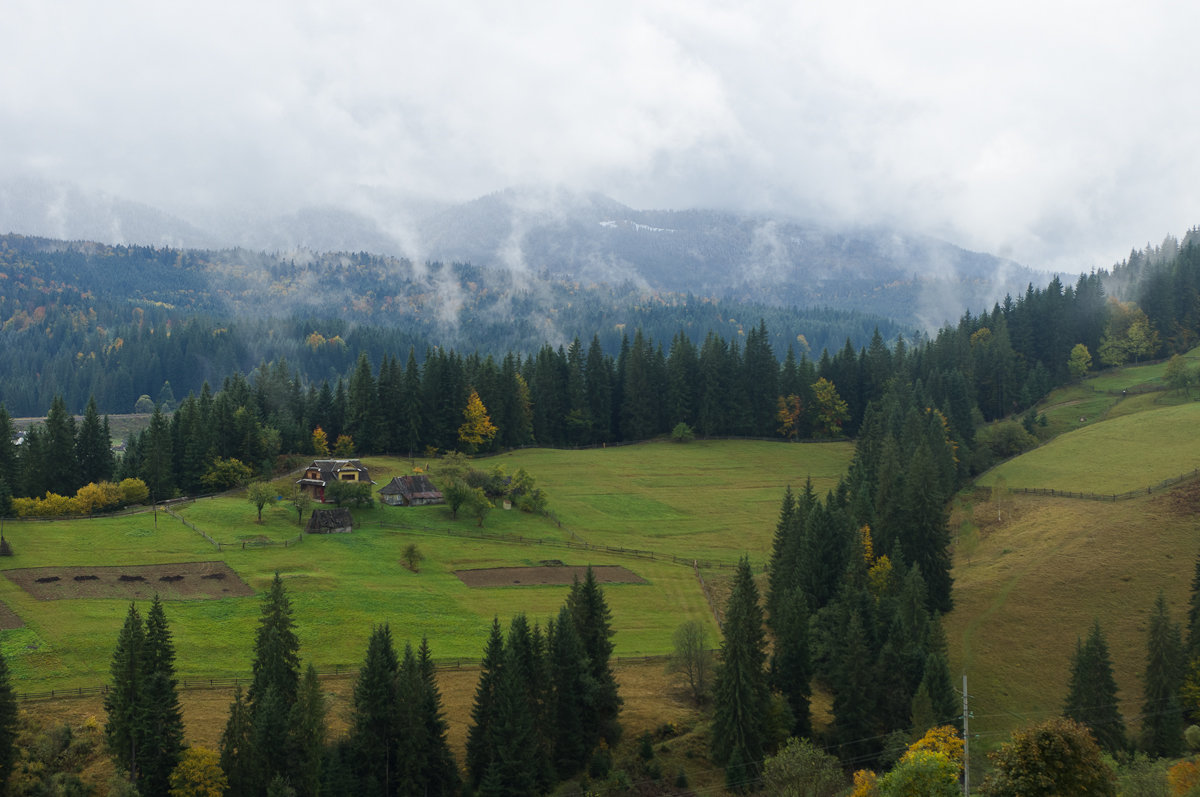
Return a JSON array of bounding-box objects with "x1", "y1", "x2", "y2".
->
[{"x1": 0, "y1": 438, "x2": 850, "y2": 693}]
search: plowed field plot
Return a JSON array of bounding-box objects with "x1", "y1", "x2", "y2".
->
[
  {"x1": 4, "y1": 561, "x2": 253, "y2": 600},
  {"x1": 454, "y1": 565, "x2": 647, "y2": 588}
]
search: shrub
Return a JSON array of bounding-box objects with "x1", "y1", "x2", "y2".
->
[{"x1": 671, "y1": 422, "x2": 695, "y2": 443}]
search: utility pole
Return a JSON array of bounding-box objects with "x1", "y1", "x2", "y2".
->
[{"x1": 963, "y1": 674, "x2": 970, "y2": 796}]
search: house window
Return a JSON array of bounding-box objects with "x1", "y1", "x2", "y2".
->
[{"x1": 340, "y1": 473, "x2": 356, "y2": 481}]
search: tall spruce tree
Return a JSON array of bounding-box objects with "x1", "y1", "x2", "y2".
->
[
  {"x1": 350, "y1": 624, "x2": 400, "y2": 796},
  {"x1": 246, "y1": 572, "x2": 302, "y2": 791},
  {"x1": 1142, "y1": 592, "x2": 1185, "y2": 757},
  {"x1": 139, "y1": 596, "x2": 185, "y2": 796},
  {"x1": 466, "y1": 618, "x2": 506, "y2": 789},
  {"x1": 769, "y1": 586, "x2": 812, "y2": 739},
  {"x1": 104, "y1": 603, "x2": 146, "y2": 786},
  {"x1": 413, "y1": 638, "x2": 460, "y2": 797},
  {"x1": 0, "y1": 648, "x2": 16, "y2": 792},
  {"x1": 43, "y1": 395, "x2": 80, "y2": 497},
  {"x1": 219, "y1": 686, "x2": 254, "y2": 797},
  {"x1": 76, "y1": 395, "x2": 115, "y2": 486},
  {"x1": 480, "y1": 643, "x2": 539, "y2": 797},
  {"x1": 288, "y1": 663, "x2": 326, "y2": 797},
  {"x1": 567, "y1": 566, "x2": 622, "y2": 746},
  {"x1": 1063, "y1": 620, "x2": 1125, "y2": 753},
  {"x1": 547, "y1": 604, "x2": 595, "y2": 779},
  {"x1": 711, "y1": 556, "x2": 770, "y2": 790},
  {"x1": 1187, "y1": 551, "x2": 1200, "y2": 661}
]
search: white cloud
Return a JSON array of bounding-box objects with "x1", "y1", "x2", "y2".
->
[{"x1": 1, "y1": 0, "x2": 1198, "y2": 272}]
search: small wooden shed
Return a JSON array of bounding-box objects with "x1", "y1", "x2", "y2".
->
[
  {"x1": 378, "y1": 475, "x2": 444, "y2": 507},
  {"x1": 306, "y1": 507, "x2": 354, "y2": 534}
]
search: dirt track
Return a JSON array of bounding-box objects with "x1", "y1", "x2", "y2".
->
[
  {"x1": 3, "y1": 561, "x2": 254, "y2": 601},
  {"x1": 454, "y1": 564, "x2": 646, "y2": 588}
]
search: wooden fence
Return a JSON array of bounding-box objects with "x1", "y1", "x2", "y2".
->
[
  {"x1": 162, "y1": 505, "x2": 303, "y2": 551},
  {"x1": 14, "y1": 650, "x2": 714, "y2": 703},
  {"x1": 376, "y1": 521, "x2": 740, "y2": 572},
  {"x1": 1011, "y1": 468, "x2": 1200, "y2": 502}
]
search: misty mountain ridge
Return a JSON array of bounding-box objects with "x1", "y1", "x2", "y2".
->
[{"x1": 0, "y1": 178, "x2": 1047, "y2": 329}]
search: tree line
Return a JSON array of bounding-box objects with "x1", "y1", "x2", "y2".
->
[{"x1": 90, "y1": 567, "x2": 623, "y2": 797}]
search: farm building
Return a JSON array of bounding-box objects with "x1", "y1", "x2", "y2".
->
[
  {"x1": 379, "y1": 474, "x2": 444, "y2": 507},
  {"x1": 295, "y1": 459, "x2": 374, "y2": 503},
  {"x1": 306, "y1": 507, "x2": 354, "y2": 534}
]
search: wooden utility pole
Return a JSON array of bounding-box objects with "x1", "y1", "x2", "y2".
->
[{"x1": 963, "y1": 674, "x2": 970, "y2": 796}]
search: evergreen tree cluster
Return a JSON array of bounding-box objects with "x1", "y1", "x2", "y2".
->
[
  {"x1": 0, "y1": 396, "x2": 114, "y2": 509},
  {"x1": 103, "y1": 596, "x2": 185, "y2": 796},
  {"x1": 466, "y1": 567, "x2": 622, "y2": 795}
]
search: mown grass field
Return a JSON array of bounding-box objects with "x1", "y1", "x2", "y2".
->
[
  {"x1": 976, "y1": 400, "x2": 1200, "y2": 494},
  {"x1": 0, "y1": 439, "x2": 850, "y2": 695},
  {"x1": 947, "y1": 353, "x2": 1200, "y2": 780}
]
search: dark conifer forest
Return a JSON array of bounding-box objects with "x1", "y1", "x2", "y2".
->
[{"x1": 3, "y1": 227, "x2": 1200, "y2": 793}]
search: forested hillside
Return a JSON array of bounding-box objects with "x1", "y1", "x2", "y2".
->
[{"x1": 0, "y1": 234, "x2": 903, "y2": 415}]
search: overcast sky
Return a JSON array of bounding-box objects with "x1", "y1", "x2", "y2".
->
[{"x1": 1, "y1": 0, "x2": 1196, "y2": 273}]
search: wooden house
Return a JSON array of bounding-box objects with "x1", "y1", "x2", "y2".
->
[
  {"x1": 378, "y1": 474, "x2": 444, "y2": 507},
  {"x1": 306, "y1": 507, "x2": 354, "y2": 534},
  {"x1": 295, "y1": 459, "x2": 373, "y2": 503}
]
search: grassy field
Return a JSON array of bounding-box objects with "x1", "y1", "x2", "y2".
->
[
  {"x1": 945, "y1": 482, "x2": 1200, "y2": 781},
  {"x1": 484, "y1": 439, "x2": 853, "y2": 562},
  {"x1": 0, "y1": 439, "x2": 849, "y2": 694},
  {"x1": 976, "y1": 400, "x2": 1200, "y2": 494}
]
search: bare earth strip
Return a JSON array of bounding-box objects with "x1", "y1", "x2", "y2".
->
[
  {"x1": 0, "y1": 601, "x2": 22, "y2": 629},
  {"x1": 3, "y1": 561, "x2": 254, "y2": 601},
  {"x1": 454, "y1": 565, "x2": 647, "y2": 588}
]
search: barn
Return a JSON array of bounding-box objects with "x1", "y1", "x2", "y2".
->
[
  {"x1": 305, "y1": 507, "x2": 354, "y2": 534},
  {"x1": 378, "y1": 475, "x2": 444, "y2": 507}
]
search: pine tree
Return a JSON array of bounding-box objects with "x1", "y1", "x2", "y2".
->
[
  {"x1": 219, "y1": 686, "x2": 254, "y2": 797},
  {"x1": 104, "y1": 603, "x2": 146, "y2": 785},
  {"x1": 141, "y1": 403, "x2": 175, "y2": 501},
  {"x1": 288, "y1": 663, "x2": 326, "y2": 797},
  {"x1": 567, "y1": 566, "x2": 622, "y2": 746},
  {"x1": 711, "y1": 557, "x2": 770, "y2": 787},
  {"x1": 1187, "y1": 551, "x2": 1200, "y2": 660},
  {"x1": 246, "y1": 572, "x2": 302, "y2": 790},
  {"x1": 0, "y1": 649, "x2": 18, "y2": 791},
  {"x1": 350, "y1": 624, "x2": 400, "y2": 796},
  {"x1": 249, "y1": 573, "x2": 301, "y2": 708},
  {"x1": 1142, "y1": 592, "x2": 1184, "y2": 757},
  {"x1": 547, "y1": 605, "x2": 594, "y2": 779},
  {"x1": 43, "y1": 394, "x2": 80, "y2": 496},
  {"x1": 413, "y1": 638, "x2": 460, "y2": 797},
  {"x1": 1063, "y1": 620, "x2": 1125, "y2": 753},
  {"x1": 480, "y1": 643, "x2": 539, "y2": 797},
  {"x1": 139, "y1": 596, "x2": 185, "y2": 796},
  {"x1": 769, "y1": 586, "x2": 812, "y2": 739},
  {"x1": 831, "y1": 610, "x2": 880, "y2": 766},
  {"x1": 466, "y1": 618, "x2": 505, "y2": 789},
  {"x1": 76, "y1": 395, "x2": 115, "y2": 486}
]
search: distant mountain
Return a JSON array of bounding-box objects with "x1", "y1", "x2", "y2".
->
[
  {"x1": 0, "y1": 179, "x2": 1046, "y2": 328},
  {"x1": 0, "y1": 176, "x2": 216, "y2": 249}
]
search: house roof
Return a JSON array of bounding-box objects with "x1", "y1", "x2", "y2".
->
[
  {"x1": 378, "y1": 474, "x2": 443, "y2": 500},
  {"x1": 296, "y1": 459, "x2": 375, "y2": 485}
]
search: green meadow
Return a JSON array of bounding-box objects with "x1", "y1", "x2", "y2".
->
[
  {"x1": 0, "y1": 438, "x2": 850, "y2": 693},
  {"x1": 977, "y1": 401, "x2": 1200, "y2": 494}
]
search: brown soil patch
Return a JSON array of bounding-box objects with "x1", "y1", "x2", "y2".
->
[
  {"x1": 0, "y1": 601, "x2": 22, "y2": 629},
  {"x1": 454, "y1": 564, "x2": 647, "y2": 588},
  {"x1": 1159, "y1": 477, "x2": 1200, "y2": 516},
  {"x1": 4, "y1": 561, "x2": 253, "y2": 601}
]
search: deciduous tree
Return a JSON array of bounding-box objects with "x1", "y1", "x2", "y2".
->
[
  {"x1": 458, "y1": 389, "x2": 498, "y2": 452},
  {"x1": 670, "y1": 619, "x2": 712, "y2": 705},
  {"x1": 980, "y1": 717, "x2": 1115, "y2": 796},
  {"x1": 246, "y1": 481, "x2": 278, "y2": 523}
]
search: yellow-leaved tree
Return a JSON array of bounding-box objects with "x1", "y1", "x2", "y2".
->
[{"x1": 458, "y1": 390, "x2": 498, "y2": 452}]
